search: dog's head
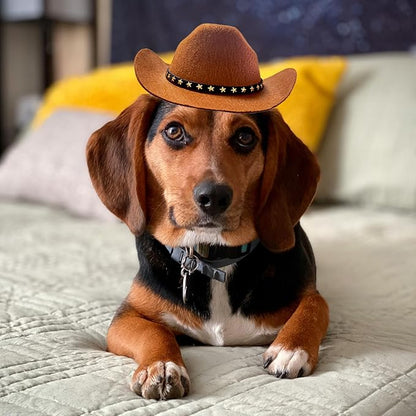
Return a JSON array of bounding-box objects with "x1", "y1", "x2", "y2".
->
[{"x1": 86, "y1": 94, "x2": 319, "y2": 252}]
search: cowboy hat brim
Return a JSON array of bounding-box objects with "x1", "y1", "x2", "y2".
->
[{"x1": 134, "y1": 49, "x2": 297, "y2": 113}]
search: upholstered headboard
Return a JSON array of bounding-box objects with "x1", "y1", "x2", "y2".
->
[{"x1": 111, "y1": 0, "x2": 416, "y2": 63}]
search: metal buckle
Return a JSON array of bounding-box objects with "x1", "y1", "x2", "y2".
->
[{"x1": 180, "y1": 247, "x2": 198, "y2": 304}]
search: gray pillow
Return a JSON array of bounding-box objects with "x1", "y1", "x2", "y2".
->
[
  {"x1": 0, "y1": 109, "x2": 117, "y2": 221},
  {"x1": 317, "y1": 52, "x2": 416, "y2": 211}
]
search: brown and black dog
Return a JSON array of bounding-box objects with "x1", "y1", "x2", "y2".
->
[{"x1": 86, "y1": 94, "x2": 329, "y2": 400}]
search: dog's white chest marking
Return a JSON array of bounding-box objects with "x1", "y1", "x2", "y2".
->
[{"x1": 162, "y1": 266, "x2": 280, "y2": 346}]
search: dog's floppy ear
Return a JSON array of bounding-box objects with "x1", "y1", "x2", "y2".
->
[
  {"x1": 256, "y1": 110, "x2": 320, "y2": 252},
  {"x1": 86, "y1": 94, "x2": 160, "y2": 235}
]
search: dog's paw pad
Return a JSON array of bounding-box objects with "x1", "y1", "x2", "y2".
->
[
  {"x1": 131, "y1": 361, "x2": 190, "y2": 400},
  {"x1": 263, "y1": 345, "x2": 311, "y2": 379}
]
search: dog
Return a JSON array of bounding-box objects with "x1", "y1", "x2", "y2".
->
[{"x1": 86, "y1": 24, "x2": 329, "y2": 400}]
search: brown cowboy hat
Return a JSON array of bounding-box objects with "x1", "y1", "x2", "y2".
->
[{"x1": 134, "y1": 23, "x2": 297, "y2": 113}]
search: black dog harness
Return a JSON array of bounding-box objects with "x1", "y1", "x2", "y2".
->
[{"x1": 165, "y1": 240, "x2": 260, "y2": 302}]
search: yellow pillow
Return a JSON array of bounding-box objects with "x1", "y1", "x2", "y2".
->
[
  {"x1": 262, "y1": 56, "x2": 346, "y2": 151},
  {"x1": 32, "y1": 54, "x2": 345, "y2": 152}
]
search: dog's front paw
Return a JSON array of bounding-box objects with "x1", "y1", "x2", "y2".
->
[
  {"x1": 263, "y1": 344, "x2": 312, "y2": 379},
  {"x1": 131, "y1": 361, "x2": 190, "y2": 400}
]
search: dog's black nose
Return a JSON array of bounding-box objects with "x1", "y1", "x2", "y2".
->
[{"x1": 193, "y1": 181, "x2": 233, "y2": 216}]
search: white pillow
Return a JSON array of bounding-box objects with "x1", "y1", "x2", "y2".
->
[
  {"x1": 0, "y1": 110, "x2": 117, "y2": 221},
  {"x1": 317, "y1": 52, "x2": 416, "y2": 211}
]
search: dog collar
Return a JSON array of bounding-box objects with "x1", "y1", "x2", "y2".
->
[{"x1": 165, "y1": 240, "x2": 260, "y2": 303}]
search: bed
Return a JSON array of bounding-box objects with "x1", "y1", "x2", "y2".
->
[{"x1": 1, "y1": 51, "x2": 415, "y2": 415}]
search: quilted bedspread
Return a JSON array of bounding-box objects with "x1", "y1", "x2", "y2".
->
[{"x1": 0, "y1": 201, "x2": 415, "y2": 415}]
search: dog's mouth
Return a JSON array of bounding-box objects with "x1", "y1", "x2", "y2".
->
[
  {"x1": 193, "y1": 219, "x2": 219, "y2": 229},
  {"x1": 169, "y1": 206, "x2": 225, "y2": 231}
]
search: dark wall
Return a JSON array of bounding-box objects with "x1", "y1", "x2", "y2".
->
[{"x1": 111, "y1": 0, "x2": 416, "y2": 63}]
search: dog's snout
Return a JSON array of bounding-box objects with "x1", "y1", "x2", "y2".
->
[{"x1": 193, "y1": 181, "x2": 233, "y2": 216}]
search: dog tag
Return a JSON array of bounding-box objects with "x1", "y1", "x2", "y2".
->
[
  {"x1": 181, "y1": 269, "x2": 189, "y2": 304},
  {"x1": 180, "y1": 247, "x2": 198, "y2": 304}
]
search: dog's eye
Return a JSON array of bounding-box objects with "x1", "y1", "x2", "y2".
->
[
  {"x1": 164, "y1": 123, "x2": 184, "y2": 140},
  {"x1": 162, "y1": 123, "x2": 190, "y2": 149},
  {"x1": 230, "y1": 128, "x2": 258, "y2": 154}
]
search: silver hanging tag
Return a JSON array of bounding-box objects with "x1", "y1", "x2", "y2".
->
[
  {"x1": 180, "y1": 247, "x2": 197, "y2": 304},
  {"x1": 181, "y1": 268, "x2": 189, "y2": 304}
]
